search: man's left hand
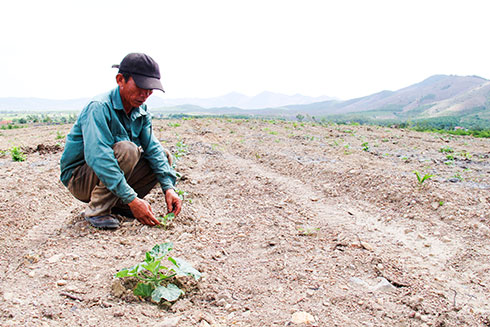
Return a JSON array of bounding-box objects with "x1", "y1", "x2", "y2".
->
[{"x1": 165, "y1": 189, "x2": 182, "y2": 216}]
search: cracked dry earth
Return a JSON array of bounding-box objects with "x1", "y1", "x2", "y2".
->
[{"x1": 0, "y1": 118, "x2": 489, "y2": 326}]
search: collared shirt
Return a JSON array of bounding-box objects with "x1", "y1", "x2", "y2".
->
[{"x1": 60, "y1": 87, "x2": 176, "y2": 204}]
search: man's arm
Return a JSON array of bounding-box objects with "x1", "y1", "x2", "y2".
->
[{"x1": 138, "y1": 114, "x2": 181, "y2": 214}]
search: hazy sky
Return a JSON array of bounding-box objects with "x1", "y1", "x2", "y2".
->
[{"x1": 1, "y1": 0, "x2": 490, "y2": 100}]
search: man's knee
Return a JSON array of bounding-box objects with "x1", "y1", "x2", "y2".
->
[{"x1": 113, "y1": 141, "x2": 140, "y2": 168}]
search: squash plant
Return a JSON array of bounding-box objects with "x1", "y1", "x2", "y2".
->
[{"x1": 115, "y1": 242, "x2": 201, "y2": 302}]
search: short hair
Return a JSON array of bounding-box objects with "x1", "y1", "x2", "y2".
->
[{"x1": 119, "y1": 71, "x2": 131, "y2": 82}]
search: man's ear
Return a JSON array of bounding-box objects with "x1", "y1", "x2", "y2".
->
[{"x1": 116, "y1": 73, "x2": 125, "y2": 87}]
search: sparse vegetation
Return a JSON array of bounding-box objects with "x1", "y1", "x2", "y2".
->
[
  {"x1": 10, "y1": 146, "x2": 26, "y2": 162},
  {"x1": 56, "y1": 130, "x2": 65, "y2": 140},
  {"x1": 440, "y1": 146, "x2": 454, "y2": 153}
]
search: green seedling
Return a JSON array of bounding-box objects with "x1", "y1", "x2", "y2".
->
[
  {"x1": 414, "y1": 170, "x2": 433, "y2": 187},
  {"x1": 56, "y1": 130, "x2": 65, "y2": 140},
  {"x1": 453, "y1": 173, "x2": 464, "y2": 181},
  {"x1": 361, "y1": 142, "x2": 369, "y2": 151},
  {"x1": 156, "y1": 213, "x2": 175, "y2": 229},
  {"x1": 439, "y1": 146, "x2": 454, "y2": 153},
  {"x1": 446, "y1": 154, "x2": 454, "y2": 160},
  {"x1": 167, "y1": 122, "x2": 181, "y2": 127},
  {"x1": 459, "y1": 151, "x2": 472, "y2": 159},
  {"x1": 297, "y1": 226, "x2": 320, "y2": 236},
  {"x1": 10, "y1": 146, "x2": 26, "y2": 162},
  {"x1": 174, "y1": 188, "x2": 192, "y2": 203},
  {"x1": 343, "y1": 144, "x2": 351, "y2": 155},
  {"x1": 173, "y1": 140, "x2": 188, "y2": 161},
  {"x1": 116, "y1": 242, "x2": 201, "y2": 303}
]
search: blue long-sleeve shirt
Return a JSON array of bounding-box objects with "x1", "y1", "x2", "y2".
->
[{"x1": 60, "y1": 87, "x2": 176, "y2": 204}]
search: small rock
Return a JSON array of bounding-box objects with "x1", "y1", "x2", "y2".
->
[
  {"x1": 215, "y1": 299, "x2": 227, "y2": 307},
  {"x1": 360, "y1": 241, "x2": 373, "y2": 251},
  {"x1": 370, "y1": 278, "x2": 396, "y2": 292},
  {"x1": 65, "y1": 285, "x2": 78, "y2": 293},
  {"x1": 199, "y1": 321, "x2": 211, "y2": 327},
  {"x1": 56, "y1": 280, "x2": 67, "y2": 286},
  {"x1": 156, "y1": 316, "x2": 181, "y2": 327},
  {"x1": 3, "y1": 292, "x2": 14, "y2": 301},
  {"x1": 431, "y1": 202, "x2": 440, "y2": 210},
  {"x1": 448, "y1": 178, "x2": 459, "y2": 183},
  {"x1": 291, "y1": 311, "x2": 315, "y2": 325},
  {"x1": 111, "y1": 279, "x2": 126, "y2": 298},
  {"x1": 349, "y1": 277, "x2": 369, "y2": 290},
  {"x1": 47, "y1": 254, "x2": 63, "y2": 263}
]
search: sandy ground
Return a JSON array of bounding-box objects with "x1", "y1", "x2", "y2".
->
[{"x1": 0, "y1": 118, "x2": 489, "y2": 326}]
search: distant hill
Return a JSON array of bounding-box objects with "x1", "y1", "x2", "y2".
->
[
  {"x1": 277, "y1": 75, "x2": 490, "y2": 129},
  {"x1": 284, "y1": 74, "x2": 490, "y2": 119},
  {"x1": 0, "y1": 92, "x2": 333, "y2": 111},
  {"x1": 146, "y1": 91, "x2": 333, "y2": 109},
  {"x1": 150, "y1": 75, "x2": 490, "y2": 129}
]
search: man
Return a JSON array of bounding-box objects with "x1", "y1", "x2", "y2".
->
[{"x1": 60, "y1": 53, "x2": 181, "y2": 229}]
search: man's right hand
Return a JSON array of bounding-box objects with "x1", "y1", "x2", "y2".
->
[{"x1": 128, "y1": 197, "x2": 160, "y2": 226}]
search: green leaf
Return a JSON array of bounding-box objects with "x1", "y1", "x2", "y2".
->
[
  {"x1": 145, "y1": 252, "x2": 153, "y2": 263},
  {"x1": 169, "y1": 257, "x2": 202, "y2": 280},
  {"x1": 142, "y1": 260, "x2": 161, "y2": 274},
  {"x1": 149, "y1": 242, "x2": 173, "y2": 259},
  {"x1": 116, "y1": 262, "x2": 143, "y2": 278},
  {"x1": 115, "y1": 268, "x2": 131, "y2": 278},
  {"x1": 151, "y1": 284, "x2": 184, "y2": 302},
  {"x1": 133, "y1": 282, "x2": 155, "y2": 298}
]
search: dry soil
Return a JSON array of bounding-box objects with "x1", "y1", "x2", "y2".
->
[{"x1": 0, "y1": 118, "x2": 489, "y2": 326}]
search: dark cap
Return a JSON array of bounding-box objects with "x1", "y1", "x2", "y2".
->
[{"x1": 112, "y1": 53, "x2": 164, "y2": 92}]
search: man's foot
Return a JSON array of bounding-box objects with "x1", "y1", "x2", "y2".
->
[
  {"x1": 84, "y1": 214, "x2": 120, "y2": 229},
  {"x1": 111, "y1": 207, "x2": 135, "y2": 219}
]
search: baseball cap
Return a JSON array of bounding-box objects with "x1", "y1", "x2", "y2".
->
[{"x1": 112, "y1": 53, "x2": 164, "y2": 92}]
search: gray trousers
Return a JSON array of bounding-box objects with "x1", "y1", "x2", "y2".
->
[{"x1": 67, "y1": 141, "x2": 158, "y2": 217}]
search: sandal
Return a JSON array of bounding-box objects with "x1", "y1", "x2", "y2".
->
[{"x1": 85, "y1": 214, "x2": 120, "y2": 229}]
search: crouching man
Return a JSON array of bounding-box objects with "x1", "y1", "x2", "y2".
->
[{"x1": 60, "y1": 53, "x2": 181, "y2": 229}]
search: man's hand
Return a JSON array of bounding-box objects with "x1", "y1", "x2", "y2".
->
[
  {"x1": 128, "y1": 197, "x2": 160, "y2": 226},
  {"x1": 165, "y1": 188, "x2": 182, "y2": 216}
]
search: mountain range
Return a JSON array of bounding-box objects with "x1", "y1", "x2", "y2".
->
[
  {"x1": 0, "y1": 92, "x2": 333, "y2": 112},
  {"x1": 1, "y1": 75, "x2": 489, "y2": 127}
]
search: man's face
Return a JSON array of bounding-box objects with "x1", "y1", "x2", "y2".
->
[{"x1": 117, "y1": 75, "x2": 153, "y2": 111}]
